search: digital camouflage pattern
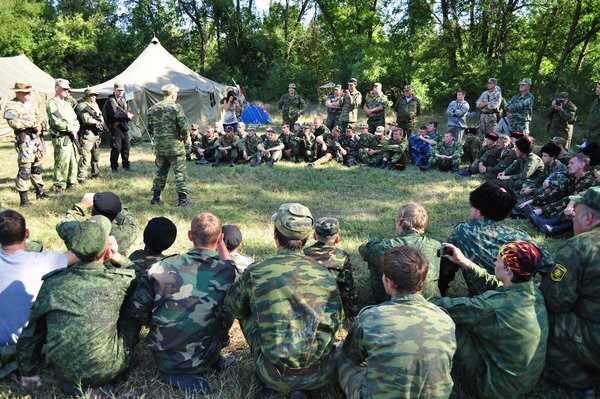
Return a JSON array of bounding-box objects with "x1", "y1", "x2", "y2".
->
[
  {"x1": 304, "y1": 242, "x2": 358, "y2": 318},
  {"x1": 546, "y1": 100, "x2": 577, "y2": 149},
  {"x1": 278, "y1": 93, "x2": 305, "y2": 125},
  {"x1": 364, "y1": 93, "x2": 389, "y2": 132},
  {"x1": 431, "y1": 263, "x2": 548, "y2": 399},
  {"x1": 393, "y1": 96, "x2": 421, "y2": 133},
  {"x1": 476, "y1": 87, "x2": 502, "y2": 134},
  {"x1": 501, "y1": 153, "x2": 544, "y2": 191},
  {"x1": 439, "y1": 219, "x2": 554, "y2": 295},
  {"x1": 129, "y1": 248, "x2": 238, "y2": 375},
  {"x1": 47, "y1": 97, "x2": 80, "y2": 189},
  {"x1": 521, "y1": 159, "x2": 568, "y2": 198},
  {"x1": 224, "y1": 249, "x2": 342, "y2": 393},
  {"x1": 338, "y1": 133, "x2": 361, "y2": 165},
  {"x1": 337, "y1": 293, "x2": 455, "y2": 399},
  {"x1": 325, "y1": 93, "x2": 343, "y2": 129},
  {"x1": 484, "y1": 146, "x2": 517, "y2": 179},
  {"x1": 505, "y1": 92, "x2": 535, "y2": 134},
  {"x1": 339, "y1": 89, "x2": 362, "y2": 128},
  {"x1": 409, "y1": 134, "x2": 432, "y2": 167},
  {"x1": 540, "y1": 225, "x2": 600, "y2": 389},
  {"x1": 429, "y1": 140, "x2": 463, "y2": 170},
  {"x1": 3, "y1": 98, "x2": 46, "y2": 192},
  {"x1": 75, "y1": 99, "x2": 103, "y2": 180},
  {"x1": 532, "y1": 171, "x2": 597, "y2": 217},
  {"x1": 462, "y1": 136, "x2": 482, "y2": 164},
  {"x1": 17, "y1": 260, "x2": 137, "y2": 386},
  {"x1": 359, "y1": 230, "x2": 442, "y2": 302}
]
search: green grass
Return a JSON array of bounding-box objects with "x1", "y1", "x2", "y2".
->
[{"x1": 0, "y1": 128, "x2": 570, "y2": 398}]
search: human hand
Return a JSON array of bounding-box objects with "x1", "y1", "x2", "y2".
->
[
  {"x1": 441, "y1": 243, "x2": 470, "y2": 268},
  {"x1": 20, "y1": 376, "x2": 42, "y2": 389},
  {"x1": 81, "y1": 192, "x2": 95, "y2": 209}
]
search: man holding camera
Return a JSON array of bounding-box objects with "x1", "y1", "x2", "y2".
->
[{"x1": 546, "y1": 91, "x2": 577, "y2": 150}]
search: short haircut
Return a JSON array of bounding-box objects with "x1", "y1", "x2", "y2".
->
[
  {"x1": 457, "y1": 89, "x2": 466, "y2": 94},
  {"x1": 515, "y1": 135, "x2": 535, "y2": 154},
  {"x1": 396, "y1": 203, "x2": 427, "y2": 234},
  {"x1": 428, "y1": 121, "x2": 438, "y2": 128},
  {"x1": 190, "y1": 212, "x2": 222, "y2": 247},
  {"x1": 445, "y1": 131, "x2": 455, "y2": 137},
  {"x1": 381, "y1": 246, "x2": 428, "y2": 294},
  {"x1": 274, "y1": 227, "x2": 307, "y2": 250},
  {"x1": 573, "y1": 152, "x2": 591, "y2": 170},
  {"x1": 282, "y1": 123, "x2": 290, "y2": 128},
  {"x1": 419, "y1": 125, "x2": 427, "y2": 131},
  {"x1": 540, "y1": 142, "x2": 561, "y2": 159},
  {"x1": 0, "y1": 210, "x2": 26, "y2": 247},
  {"x1": 470, "y1": 180, "x2": 517, "y2": 221}
]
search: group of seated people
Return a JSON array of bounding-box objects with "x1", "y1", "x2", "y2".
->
[{"x1": 1, "y1": 178, "x2": 599, "y2": 399}]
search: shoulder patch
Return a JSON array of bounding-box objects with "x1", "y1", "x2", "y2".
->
[{"x1": 550, "y1": 264, "x2": 568, "y2": 282}]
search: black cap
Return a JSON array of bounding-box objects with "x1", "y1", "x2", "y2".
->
[
  {"x1": 144, "y1": 217, "x2": 177, "y2": 252},
  {"x1": 222, "y1": 225, "x2": 243, "y2": 251},
  {"x1": 91, "y1": 192, "x2": 122, "y2": 222}
]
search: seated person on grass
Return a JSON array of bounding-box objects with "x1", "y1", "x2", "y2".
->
[
  {"x1": 497, "y1": 135, "x2": 544, "y2": 191},
  {"x1": 128, "y1": 216, "x2": 177, "y2": 272},
  {"x1": 455, "y1": 132, "x2": 500, "y2": 178},
  {"x1": 420, "y1": 131, "x2": 463, "y2": 172},
  {"x1": 222, "y1": 224, "x2": 254, "y2": 272}
]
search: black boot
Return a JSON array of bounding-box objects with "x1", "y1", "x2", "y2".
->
[
  {"x1": 35, "y1": 185, "x2": 50, "y2": 200},
  {"x1": 150, "y1": 190, "x2": 161, "y2": 205},
  {"x1": 212, "y1": 158, "x2": 221, "y2": 167},
  {"x1": 177, "y1": 192, "x2": 190, "y2": 207},
  {"x1": 19, "y1": 191, "x2": 31, "y2": 207}
]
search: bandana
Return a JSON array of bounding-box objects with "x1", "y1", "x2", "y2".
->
[{"x1": 499, "y1": 241, "x2": 542, "y2": 277}]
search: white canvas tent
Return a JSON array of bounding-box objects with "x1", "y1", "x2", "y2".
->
[
  {"x1": 77, "y1": 37, "x2": 228, "y2": 140},
  {"x1": 0, "y1": 55, "x2": 56, "y2": 139}
]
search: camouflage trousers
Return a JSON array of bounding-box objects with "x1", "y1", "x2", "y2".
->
[
  {"x1": 388, "y1": 151, "x2": 409, "y2": 165},
  {"x1": 479, "y1": 114, "x2": 498, "y2": 136},
  {"x1": 367, "y1": 117, "x2": 385, "y2": 134},
  {"x1": 358, "y1": 152, "x2": 384, "y2": 167},
  {"x1": 550, "y1": 126, "x2": 574, "y2": 150},
  {"x1": 15, "y1": 141, "x2": 44, "y2": 192},
  {"x1": 325, "y1": 112, "x2": 340, "y2": 131},
  {"x1": 260, "y1": 150, "x2": 282, "y2": 164},
  {"x1": 510, "y1": 121, "x2": 530, "y2": 135},
  {"x1": 152, "y1": 154, "x2": 188, "y2": 195},
  {"x1": 239, "y1": 316, "x2": 335, "y2": 393},
  {"x1": 77, "y1": 136, "x2": 100, "y2": 181},
  {"x1": 450, "y1": 328, "x2": 489, "y2": 398},
  {"x1": 334, "y1": 348, "x2": 364, "y2": 399},
  {"x1": 293, "y1": 141, "x2": 314, "y2": 162},
  {"x1": 368, "y1": 263, "x2": 390, "y2": 304},
  {"x1": 52, "y1": 136, "x2": 78, "y2": 188},
  {"x1": 429, "y1": 157, "x2": 459, "y2": 172},
  {"x1": 545, "y1": 312, "x2": 600, "y2": 389},
  {"x1": 0, "y1": 345, "x2": 17, "y2": 379},
  {"x1": 214, "y1": 148, "x2": 238, "y2": 163}
]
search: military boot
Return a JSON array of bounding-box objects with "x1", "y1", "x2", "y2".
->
[
  {"x1": 177, "y1": 193, "x2": 190, "y2": 207},
  {"x1": 150, "y1": 190, "x2": 161, "y2": 205},
  {"x1": 35, "y1": 184, "x2": 50, "y2": 200},
  {"x1": 19, "y1": 191, "x2": 32, "y2": 207}
]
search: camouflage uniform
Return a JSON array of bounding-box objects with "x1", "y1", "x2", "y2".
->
[
  {"x1": 201, "y1": 133, "x2": 219, "y2": 161},
  {"x1": 278, "y1": 93, "x2": 305, "y2": 126},
  {"x1": 359, "y1": 230, "x2": 442, "y2": 302},
  {"x1": 468, "y1": 144, "x2": 500, "y2": 175},
  {"x1": 476, "y1": 87, "x2": 502, "y2": 134},
  {"x1": 393, "y1": 97, "x2": 421, "y2": 135},
  {"x1": 505, "y1": 92, "x2": 535, "y2": 135},
  {"x1": 148, "y1": 97, "x2": 190, "y2": 196},
  {"x1": 311, "y1": 132, "x2": 336, "y2": 165},
  {"x1": 431, "y1": 263, "x2": 548, "y2": 399},
  {"x1": 338, "y1": 134, "x2": 361, "y2": 166},
  {"x1": 484, "y1": 146, "x2": 517, "y2": 180},
  {"x1": 382, "y1": 137, "x2": 409, "y2": 165},
  {"x1": 260, "y1": 136, "x2": 284, "y2": 164},
  {"x1": 128, "y1": 249, "x2": 165, "y2": 274},
  {"x1": 531, "y1": 171, "x2": 597, "y2": 217},
  {"x1": 239, "y1": 134, "x2": 263, "y2": 165},
  {"x1": 501, "y1": 153, "x2": 545, "y2": 191},
  {"x1": 462, "y1": 136, "x2": 482, "y2": 164},
  {"x1": 224, "y1": 249, "x2": 343, "y2": 393},
  {"x1": 47, "y1": 97, "x2": 80, "y2": 189},
  {"x1": 521, "y1": 159, "x2": 568, "y2": 198},
  {"x1": 278, "y1": 132, "x2": 294, "y2": 160},
  {"x1": 439, "y1": 219, "x2": 554, "y2": 296},
  {"x1": 189, "y1": 131, "x2": 203, "y2": 160},
  {"x1": 293, "y1": 128, "x2": 315, "y2": 162},
  {"x1": 338, "y1": 89, "x2": 362, "y2": 129},
  {"x1": 129, "y1": 248, "x2": 238, "y2": 376},
  {"x1": 586, "y1": 93, "x2": 600, "y2": 141},
  {"x1": 75, "y1": 98, "x2": 104, "y2": 181},
  {"x1": 364, "y1": 93, "x2": 389, "y2": 133},
  {"x1": 336, "y1": 293, "x2": 455, "y2": 399},
  {"x1": 408, "y1": 134, "x2": 432, "y2": 167},
  {"x1": 428, "y1": 140, "x2": 463, "y2": 171},
  {"x1": 546, "y1": 101, "x2": 577, "y2": 149},
  {"x1": 540, "y1": 225, "x2": 600, "y2": 389},
  {"x1": 359, "y1": 136, "x2": 387, "y2": 166},
  {"x1": 304, "y1": 242, "x2": 358, "y2": 318},
  {"x1": 3, "y1": 98, "x2": 47, "y2": 195},
  {"x1": 324, "y1": 93, "x2": 343, "y2": 130},
  {"x1": 214, "y1": 134, "x2": 240, "y2": 164}
]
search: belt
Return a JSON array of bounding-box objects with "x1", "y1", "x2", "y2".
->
[
  {"x1": 264, "y1": 353, "x2": 330, "y2": 378},
  {"x1": 481, "y1": 111, "x2": 499, "y2": 114}
]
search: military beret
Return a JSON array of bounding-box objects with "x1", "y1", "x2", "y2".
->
[
  {"x1": 113, "y1": 82, "x2": 125, "y2": 90},
  {"x1": 519, "y1": 78, "x2": 532, "y2": 85},
  {"x1": 465, "y1": 128, "x2": 478, "y2": 135},
  {"x1": 222, "y1": 225, "x2": 243, "y2": 251},
  {"x1": 374, "y1": 126, "x2": 385, "y2": 135},
  {"x1": 487, "y1": 78, "x2": 498, "y2": 84},
  {"x1": 315, "y1": 217, "x2": 340, "y2": 237},
  {"x1": 347, "y1": 78, "x2": 358, "y2": 84},
  {"x1": 288, "y1": 83, "x2": 296, "y2": 89},
  {"x1": 55, "y1": 78, "x2": 70, "y2": 89},
  {"x1": 70, "y1": 215, "x2": 112, "y2": 261},
  {"x1": 91, "y1": 192, "x2": 122, "y2": 222},
  {"x1": 13, "y1": 82, "x2": 33, "y2": 93},
  {"x1": 510, "y1": 131, "x2": 524, "y2": 139},
  {"x1": 485, "y1": 132, "x2": 499, "y2": 141},
  {"x1": 550, "y1": 136, "x2": 567, "y2": 146},
  {"x1": 556, "y1": 91, "x2": 569, "y2": 100},
  {"x1": 144, "y1": 217, "x2": 177, "y2": 253},
  {"x1": 569, "y1": 187, "x2": 600, "y2": 213},
  {"x1": 84, "y1": 87, "x2": 99, "y2": 97},
  {"x1": 161, "y1": 83, "x2": 179, "y2": 96},
  {"x1": 271, "y1": 203, "x2": 314, "y2": 240}
]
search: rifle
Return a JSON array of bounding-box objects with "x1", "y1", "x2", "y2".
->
[
  {"x1": 82, "y1": 104, "x2": 109, "y2": 135},
  {"x1": 52, "y1": 110, "x2": 83, "y2": 156}
]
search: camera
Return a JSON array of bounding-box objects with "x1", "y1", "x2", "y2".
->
[
  {"x1": 554, "y1": 99, "x2": 563, "y2": 106},
  {"x1": 436, "y1": 247, "x2": 453, "y2": 257}
]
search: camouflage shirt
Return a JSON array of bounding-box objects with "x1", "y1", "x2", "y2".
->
[
  {"x1": 364, "y1": 93, "x2": 389, "y2": 123},
  {"x1": 394, "y1": 96, "x2": 421, "y2": 124},
  {"x1": 546, "y1": 101, "x2": 577, "y2": 137},
  {"x1": 532, "y1": 171, "x2": 597, "y2": 217},
  {"x1": 342, "y1": 293, "x2": 455, "y2": 399},
  {"x1": 75, "y1": 100, "x2": 103, "y2": 140},
  {"x1": 338, "y1": 134, "x2": 361, "y2": 158},
  {"x1": 587, "y1": 96, "x2": 600, "y2": 140},
  {"x1": 462, "y1": 136, "x2": 482, "y2": 162},
  {"x1": 339, "y1": 90, "x2": 362, "y2": 123},
  {"x1": 476, "y1": 88, "x2": 502, "y2": 113},
  {"x1": 278, "y1": 133, "x2": 294, "y2": 151},
  {"x1": 129, "y1": 248, "x2": 238, "y2": 374},
  {"x1": 431, "y1": 263, "x2": 548, "y2": 399},
  {"x1": 502, "y1": 153, "x2": 544, "y2": 189},
  {"x1": 148, "y1": 98, "x2": 190, "y2": 156},
  {"x1": 4, "y1": 98, "x2": 43, "y2": 134},
  {"x1": 430, "y1": 140, "x2": 464, "y2": 162},
  {"x1": 47, "y1": 97, "x2": 79, "y2": 134},
  {"x1": 278, "y1": 93, "x2": 305, "y2": 123},
  {"x1": 214, "y1": 134, "x2": 239, "y2": 149},
  {"x1": 485, "y1": 146, "x2": 517, "y2": 177},
  {"x1": 239, "y1": 134, "x2": 262, "y2": 155},
  {"x1": 505, "y1": 92, "x2": 535, "y2": 131},
  {"x1": 479, "y1": 144, "x2": 501, "y2": 167}
]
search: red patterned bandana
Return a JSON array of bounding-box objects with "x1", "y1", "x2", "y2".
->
[{"x1": 499, "y1": 241, "x2": 542, "y2": 277}]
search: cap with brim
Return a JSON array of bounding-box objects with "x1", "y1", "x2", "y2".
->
[
  {"x1": 519, "y1": 78, "x2": 532, "y2": 85},
  {"x1": 315, "y1": 217, "x2": 339, "y2": 237},
  {"x1": 374, "y1": 126, "x2": 385, "y2": 135},
  {"x1": 55, "y1": 78, "x2": 70, "y2": 89},
  {"x1": 332, "y1": 126, "x2": 341, "y2": 132},
  {"x1": 372, "y1": 82, "x2": 381, "y2": 87},
  {"x1": 346, "y1": 125, "x2": 354, "y2": 131},
  {"x1": 556, "y1": 92, "x2": 569, "y2": 100},
  {"x1": 271, "y1": 203, "x2": 314, "y2": 239},
  {"x1": 334, "y1": 84, "x2": 342, "y2": 89},
  {"x1": 569, "y1": 187, "x2": 600, "y2": 213},
  {"x1": 84, "y1": 87, "x2": 99, "y2": 97},
  {"x1": 70, "y1": 215, "x2": 112, "y2": 261},
  {"x1": 13, "y1": 82, "x2": 33, "y2": 93},
  {"x1": 225, "y1": 126, "x2": 234, "y2": 132},
  {"x1": 114, "y1": 83, "x2": 125, "y2": 90},
  {"x1": 348, "y1": 78, "x2": 357, "y2": 84},
  {"x1": 247, "y1": 125, "x2": 256, "y2": 131},
  {"x1": 403, "y1": 85, "x2": 413, "y2": 91},
  {"x1": 302, "y1": 122, "x2": 312, "y2": 129},
  {"x1": 161, "y1": 83, "x2": 179, "y2": 96},
  {"x1": 289, "y1": 83, "x2": 296, "y2": 89},
  {"x1": 551, "y1": 136, "x2": 567, "y2": 146},
  {"x1": 485, "y1": 132, "x2": 499, "y2": 141},
  {"x1": 487, "y1": 78, "x2": 498, "y2": 84},
  {"x1": 357, "y1": 123, "x2": 368, "y2": 129}
]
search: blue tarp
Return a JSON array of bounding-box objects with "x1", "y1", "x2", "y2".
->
[{"x1": 241, "y1": 104, "x2": 272, "y2": 125}]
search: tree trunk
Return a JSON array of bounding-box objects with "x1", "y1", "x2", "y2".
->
[
  {"x1": 531, "y1": 5, "x2": 559, "y2": 86},
  {"x1": 440, "y1": 0, "x2": 458, "y2": 69}
]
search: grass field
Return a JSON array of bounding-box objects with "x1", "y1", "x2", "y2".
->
[{"x1": 0, "y1": 125, "x2": 572, "y2": 398}]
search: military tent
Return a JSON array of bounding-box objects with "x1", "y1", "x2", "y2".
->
[
  {"x1": 76, "y1": 37, "x2": 228, "y2": 141},
  {"x1": 0, "y1": 54, "x2": 56, "y2": 139}
]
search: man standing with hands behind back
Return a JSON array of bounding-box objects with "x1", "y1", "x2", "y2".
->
[{"x1": 103, "y1": 83, "x2": 134, "y2": 172}]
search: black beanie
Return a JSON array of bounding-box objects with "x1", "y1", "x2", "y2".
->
[
  {"x1": 144, "y1": 217, "x2": 177, "y2": 252},
  {"x1": 91, "y1": 192, "x2": 122, "y2": 221}
]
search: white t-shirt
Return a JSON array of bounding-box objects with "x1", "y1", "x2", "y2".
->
[{"x1": 0, "y1": 249, "x2": 68, "y2": 345}]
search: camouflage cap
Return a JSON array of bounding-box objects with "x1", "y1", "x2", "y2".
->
[
  {"x1": 556, "y1": 91, "x2": 569, "y2": 100},
  {"x1": 519, "y1": 78, "x2": 532, "y2": 85},
  {"x1": 334, "y1": 84, "x2": 342, "y2": 89},
  {"x1": 161, "y1": 83, "x2": 179, "y2": 96},
  {"x1": 302, "y1": 122, "x2": 312, "y2": 129},
  {"x1": 347, "y1": 78, "x2": 358, "y2": 84},
  {"x1": 357, "y1": 123, "x2": 368, "y2": 129},
  {"x1": 403, "y1": 85, "x2": 413, "y2": 92},
  {"x1": 569, "y1": 187, "x2": 600, "y2": 213},
  {"x1": 487, "y1": 78, "x2": 498, "y2": 84},
  {"x1": 332, "y1": 125, "x2": 341, "y2": 132},
  {"x1": 289, "y1": 83, "x2": 296, "y2": 89},
  {"x1": 70, "y1": 215, "x2": 111, "y2": 261},
  {"x1": 55, "y1": 78, "x2": 70, "y2": 89},
  {"x1": 374, "y1": 126, "x2": 385, "y2": 135},
  {"x1": 113, "y1": 82, "x2": 125, "y2": 90},
  {"x1": 12, "y1": 82, "x2": 33, "y2": 93},
  {"x1": 315, "y1": 217, "x2": 340, "y2": 237},
  {"x1": 372, "y1": 82, "x2": 382, "y2": 87},
  {"x1": 84, "y1": 87, "x2": 99, "y2": 97},
  {"x1": 271, "y1": 203, "x2": 314, "y2": 240},
  {"x1": 246, "y1": 125, "x2": 256, "y2": 131},
  {"x1": 551, "y1": 136, "x2": 567, "y2": 146}
]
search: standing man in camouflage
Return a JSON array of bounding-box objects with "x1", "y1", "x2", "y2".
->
[
  {"x1": 47, "y1": 78, "x2": 79, "y2": 193},
  {"x1": 540, "y1": 187, "x2": 600, "y2": 398},
  {"x1": 360, "y1": 203, "x2": 442, "y2": 302},
  {"x1": 129, "y1": 212, "x2": 237, "y2": 394},
  {"x1": 103, "y1": 83, "x2": 134, "y2": 172},
  {"x1": 363, "y1": 82, "x2": 388, "y2": 133},
  {"x1": 337, "y1": 246, "x2": 456, "y2": 399},
  {"x1": 148, "y1": 84, "x2": 190, "y2": 207},
  {"x1": 476, "y1": 78, "x2": 502, "y2": 135},
  {"x1": 225, "y1": 203, "x2": 342, "y2": 398},
  {"x1": 546, "y1": 91, "x2": 577, "y2": 149},
  {"x1": 75, "y1": 88, "x2": 104, "y2": 184},
  {"x1": 505, "y1": 78, "x2": 535, "y2": 135},
  {"x1": 324, "y1": 84, "x2": 343, "y2": 130},
  {"x1": 393, "y1": 85, "x2": 421, "y2": 136},
  {"x1": 278, "y1": 83, "x2": 305, "y2": 126},
  {"x1": 584, "y1": 81, "x2": 600, "y2": 145},
  {"x1": 338, "y1": 78, "x2": 362, "y2": 131},
  {"x1": 3, "y1": 83, "x2": 50, "y2": 206}
]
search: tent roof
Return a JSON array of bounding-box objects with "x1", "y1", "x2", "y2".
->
[
  {"x1": 0, "y1": 54, "x2": 55, "y2": 97},
  {"x1": 82, "y1": 37, "x2": 227, "y2": 96}
]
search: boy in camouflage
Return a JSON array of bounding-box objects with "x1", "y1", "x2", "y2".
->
[
  {"x1": 128, "y1": 216, "x2": 177, "y2": 273},
  {"x1": 257, "y1": 127, "x2": 285, "y2": 166},
  {"x1": 422, "y1": 131, "x2": 463, "y2": 172},
  {"x1": 304, "y1": 217, "x2": 358, "y2": 318},
  {"x1": 497, "y1": 135, "x2": 544, "y2": 191},
  {"x1": 337, "y1": 246, "x2": 456, "y2": 399}
]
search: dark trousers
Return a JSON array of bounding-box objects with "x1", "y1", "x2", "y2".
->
[{"x1": 109, "y1": 127, "x2": 130, "y2": 170}]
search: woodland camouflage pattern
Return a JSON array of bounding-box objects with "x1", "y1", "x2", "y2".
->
[
  {"x1": 148, "y1": 98, "x2": 190, "y2": 156},
  {"x1": 505, "y1": 92, "x2": 534, "y2": 133},
  {"x1": 532, "y1": 171, "x2": 597, "y2": 217},
  {"x1": 502, "y1": 153, "x2": 544, "y2": 191}
]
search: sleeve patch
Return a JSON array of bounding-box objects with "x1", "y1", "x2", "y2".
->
[{"x1": 550, "y1": 264, "x2": 568, "y2": 282}]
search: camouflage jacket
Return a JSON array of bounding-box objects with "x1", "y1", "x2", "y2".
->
[
  {"x1": 278, "y1": 133, "x2": 294, "y2": 150},
  {"x1": 479, "y1": 144, "x2": 501, "y2": 167},
  {"x1": 338, "y1": 134, "x2": 361, "y2": 157},
  {"x1": 430, "y1": 140, "x2": 463, "y2": 161},
  {"x1": 46, "y1": 97, "x2": 79, "y2": 134},
  {"x1": 394, "y1": 96, "x2": 421, "y2": 124},
  {"x1": 278, "y1": 94, "x2": 305, "y2": 120},
  {"x1": 3, "y1": 98, "x2": 43, "y2": 137},
  {"x1": 343, "y1": 293, "x2": 455, "y2": 399},
  {"x1": 587, "y1": 96, "x2": 600, "y2": 140},
  {"x1": 532, "y1": 171, "x2": 597, "y2": 217},
  {"x1": 359, "y1": 230, "x2": 442, "y2": 298},
  {"x1": 358, "y1": 133, "x2": 376, "y2": 150},
  {"x1": 503, "y1": 153, "x2": 544, "y2": 187},
  {"x1": 75, "y1": 100, "x2": 104, "y2": 140},
  {"x1": 382, "y1": 138, "x2": 409, "y2": 159},
  {"x1": 128, "y1": 249, "x2": 165, "y2": 276},
  {"x1": 129, "y1": 248, "x2": 238, "y2": 374},
  {"x1": 485, "y1": 146, "x2": 517, "y2": 176},
  {"x1": 476, "y1": 88, "x2": 502, "y2": 113},
  {"x1": 202, "y1": 134, "x2": 219, "y2": 151},
  {"x1": 214, "y1": 134, "x2": 239, "y2": 149},
  {"x1": 546, "y1": 101, "x2": 577, "y2": 136},
  {"x1": 523, "y1": 160, "x2": 568, "y2": 195},
  {"x1": 224, "y1": 249, "x2": 343, "y2": 369},
  {"x1": 364, "y1": 93, "x2": 389, "y2": 122},
  {"x1": 462, "y1": 136, "x2": 483, "y2": 161},
  {"x1": 239, "y1": 134, "x2": 262, "y2": 155},
  {"x1": 262, "y1": 136, "x2": 284, "y2": 150},
  {"x1": 148, "y1": 99, "x2": 190, "y2": 156},
  {"x1": 303, "y1": 242, "x2": 358, "y2": 317},
  {"x1": 56, "y1": 202, "x2": 139, "y2": 256},
  {"x1": 408, "y1": 135, "x2": 432, "y2": 160},
  {"x1": 431, "y1": 264, "x2": 548, "y2": 399},
  {"x1": 506, "y1": 93, "x2": 535, "y2": 130},
  {"x1": 339, "y1": 90, "x2": 362, "y2": 123},
  {"x1": 17, "y1": 261, "x2": 137, "y2": 385}
]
